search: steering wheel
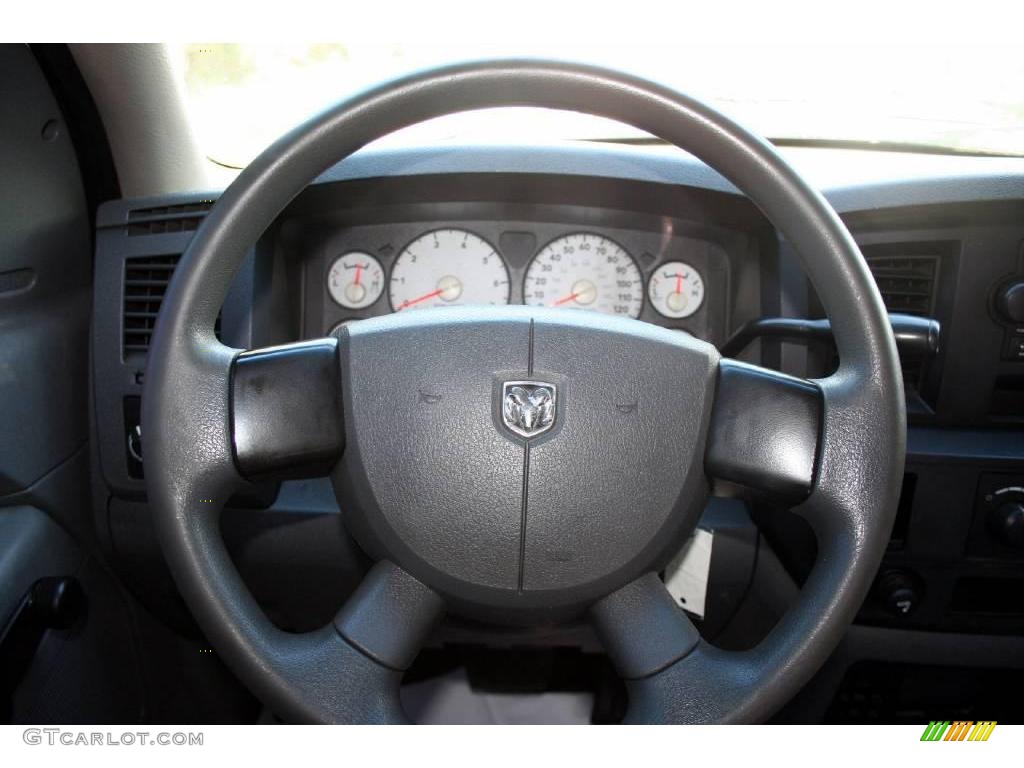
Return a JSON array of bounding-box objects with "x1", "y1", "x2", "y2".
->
[{"x1": 143, "y1": 60, "x2": 905, "y2": 723}]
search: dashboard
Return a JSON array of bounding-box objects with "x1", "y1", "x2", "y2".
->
[{"x1": 88, "y1": 143, "x2": 1024, "y2": 722}]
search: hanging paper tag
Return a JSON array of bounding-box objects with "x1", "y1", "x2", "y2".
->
[{"x1": 663, "y1": 528, "x2": 713, "y2": 619}]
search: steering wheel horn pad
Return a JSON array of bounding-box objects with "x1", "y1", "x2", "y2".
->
[
  {"x1": 335, "y1": 306, "x2": 717, "y2": 624},
  {"x1": 143, "y1": 60, "x2": 905, "y2": 723}
]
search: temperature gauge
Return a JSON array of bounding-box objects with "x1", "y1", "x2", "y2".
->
[
  {"x1": 648, "y1": 261, "x2": 705, "y2": 319},
  {"x1": 327, "y1": 252, "x2": 384, "y2": 309}
]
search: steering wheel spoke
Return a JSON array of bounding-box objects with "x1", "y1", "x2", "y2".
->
[
  {"x1": 230, "y1": 338, "x2": 345, "y2": 479},
  {"x1": 795, "y1": 365, "x2": 907, "y2": 559},
  {"x1": 591, "y1": 572, "x2": 765, "y2": 723},
  {"x1": 590, "y1": 573, "x2": 700, "y2": 680},
  {"x1": 269, "y1": 561, "x2": 444, "y2": 723},
  {"x1": 705, "y1": 359, "x2": 822, "y2": 504},
  {"x1": 333, "y1": 560, "x2": 446, "y2": 672},
  {"x1": 254, "y1": 560, "x2": 445, "y2": 724}
]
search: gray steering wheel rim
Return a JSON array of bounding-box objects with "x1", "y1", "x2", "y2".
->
[{"x1": 143, "y1": 60, "x2": 905, "y2": 723}]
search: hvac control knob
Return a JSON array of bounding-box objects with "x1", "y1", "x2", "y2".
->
[
  {"x1": 989, "y1": 501, "x2": 1024, "y2": 549},
  {"x1": 996, "y1": 281, "x2": 1024, "y2": 323}
]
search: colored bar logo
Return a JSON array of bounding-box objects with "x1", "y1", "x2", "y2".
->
[{"x1": 920, "y1": 721, "x2": 997, "y2": 741}]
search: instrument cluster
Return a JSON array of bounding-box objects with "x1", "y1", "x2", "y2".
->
[{"x1": 312, "y1": 219, "x2": 726, "y2": 342}]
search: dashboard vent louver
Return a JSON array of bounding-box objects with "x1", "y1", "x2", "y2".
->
[
  {"x1": 861, "y1": 248, "x2": 947, "y2": 414},
  {"x1": 126, "y1": 201, "x2": 213, "y2": 236},
  {"x1": 865, "y1": 254, "x2": 939, "y2": 316},
  {"x1": 122, "y1": 254, "x2": 181, "y2": 356},
  {"x1": 123, "y1": 254, "x2": 221, "y2": 358}
]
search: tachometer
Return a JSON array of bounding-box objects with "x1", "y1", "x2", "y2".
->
[
  {"x1": 647, "y1": 261, "x2": 705, "y2": 319},
  {"x1": 523, "y1": 233, "x2": 643, "y2": 318},
  {"x1": 389, "y1": 229, "x2": 510, "y2": 311}
]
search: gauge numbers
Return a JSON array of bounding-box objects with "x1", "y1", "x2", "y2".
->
[
  {"x1": 647, "y1": 261, "x2": 705, "y2": 319},
  {"x1": 524, "y1": 233, "x2": 643, "y2": 318},
  {"x1": 327, "y1": 252, "x2": 384, "y2": 309},
  {"x1": 389, "y1": 229, "x2": 510, "y2": 311}
]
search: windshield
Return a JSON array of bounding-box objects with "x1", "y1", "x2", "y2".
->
[{"x1": 173, "y1": 43, "x2": 1024, "y2": 169}]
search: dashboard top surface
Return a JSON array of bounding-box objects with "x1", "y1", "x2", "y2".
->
[{"x1": 96, "y1": 142, "x2": 1024, "y2": 227}]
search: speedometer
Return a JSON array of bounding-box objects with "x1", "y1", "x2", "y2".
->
[
  {"x1": 523, "y1": 233, "x2": 643, "y2": 318},
  {"x1": 389, "y1": 229, "x2": 510, "y2": 311}
]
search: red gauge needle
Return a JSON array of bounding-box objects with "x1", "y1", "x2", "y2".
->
[
  {"x1": 674, "y1": 273, "x2": 683, "y2": 294},
  {"x1": 552, "y1": 292, "x2": 580, "y2": 306},
  {"x1": 354, "y1": 264, "x2": 363, "y2": 286},
  {"x1": 398, "y1": 288, "x2": 443, "y2": 310}
]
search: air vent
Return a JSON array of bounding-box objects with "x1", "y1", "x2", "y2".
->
[
  {"x1": 858, "y1": 246, "x2": 950, "y2": 415},
  {"x1": 123, "y1": 254, "x2": 222, "y2": 358},
  {"x1": 122, "y1": 254, "x2": 180, "y2": 356},
  {"x1": 866, "y1": 254, "x2": 939, "y2": 316},
  {"x1": 126, "y1": 201, "x2": 213, "y2": 236}
]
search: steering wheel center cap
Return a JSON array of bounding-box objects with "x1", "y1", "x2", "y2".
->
[{"x1": 333, "y1": 306, "x2": 717, "y2": 624}]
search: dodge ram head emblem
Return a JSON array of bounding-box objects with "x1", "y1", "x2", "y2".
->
[{"x1": 502, "y1": 381, "x2": 557, "y2": 438}]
